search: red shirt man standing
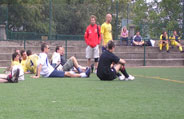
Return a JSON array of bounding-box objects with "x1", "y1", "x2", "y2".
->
[{"x1": 84, "y1": 15, "x2": 101, "y2": 73}]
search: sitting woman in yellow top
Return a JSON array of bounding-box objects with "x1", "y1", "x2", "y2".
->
[
  {"x1": 12, "y1": 52, "x2": 22, "y2": 66},
  {"x1": 159, "y1": 31, "x2": 169, "y2": 52},
  {"x1": 169, "y1": 30, "x2": 183, "y2": 52}
]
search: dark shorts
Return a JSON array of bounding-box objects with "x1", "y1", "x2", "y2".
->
[
  {"x1": 49, "y1": 70, "x2": 65, "y2": 78},
  {"x1": 97, "y1": 67, "x2": 117, "y2": 81}
]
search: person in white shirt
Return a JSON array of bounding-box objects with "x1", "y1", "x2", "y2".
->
[
  {"x1": 51, "y1": 46, "x2": 86, "y2": 73},
  {"x1": 32, "y1": 43, "x2": 90, "y2": 79}
]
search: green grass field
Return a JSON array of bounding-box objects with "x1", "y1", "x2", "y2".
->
[{"x1": 0, "y1": 67, "x2": 184, "y2": 119}]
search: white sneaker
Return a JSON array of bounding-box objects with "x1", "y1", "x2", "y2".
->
[
  {"x1": 118, "y1": 75, "x2": 125, "y2": 81},
  {"x1": 125, "y1": 75, "x2": 135, "y2": 81}
]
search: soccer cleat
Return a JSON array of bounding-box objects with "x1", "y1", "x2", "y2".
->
[
  {"x1": 118, "y1": 75, "x2": 125, "y2": 81},
  {"x1": 11, "y1": 68, "x2": 20, "y2": 83},
  {"x1": 85, "y1": 67, "x2": 91, "y2": 77},
  {"x1": 125, "y1": 75, "x2": 135, "y2": 81}
]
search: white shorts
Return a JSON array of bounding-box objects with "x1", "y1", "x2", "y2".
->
[{"x1": 86, "y1": 45, "x2": 99, "y2": 59}]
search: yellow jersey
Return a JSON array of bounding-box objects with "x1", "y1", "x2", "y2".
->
[
  {"x1": 11, "y1": 61, "x2": 21, "y2": 66},
  {"x1": 169, "y1": 35, "x2": 181, "y2": 41},
  {"x1": 101, "y1": 22, "x2": 112, "y2": 46},
  {"x1": 160, "y1": 34, "x2": 168, "y2": 41},
  {"x1": 26, "y1": 54, "x2": 38, "y2": 74},
  {"x1": 21, "y1": 59, "x2": 28, "y2": 73}
]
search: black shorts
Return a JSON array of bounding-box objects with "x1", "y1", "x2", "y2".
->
[{"x1": 97, "y1": 67, "x2": 117, "y2": 81}]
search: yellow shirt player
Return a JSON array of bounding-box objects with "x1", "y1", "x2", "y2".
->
[
  {"x1": 101, "y1": 14, "x2": 112, "y2": 52},
  {"x1": 26, "y1": 54, "x2": 38, "y2": 74},
  {"x1": 159, "y1": 31, "x2": 169, "y2": 52},
  {"x1": 11, "y1": 52, "x2": 22, "y2": 68},
  {"x1": 20, "y1": 50, "x2": 28, "y2": 73},
  {"x1": 21, "y1": 59, "x2": 28, "y2": 73},
  {"x1": 169, "y1": 30, "x2": 183, "y2": 52}
]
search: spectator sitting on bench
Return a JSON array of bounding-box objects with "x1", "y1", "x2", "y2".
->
[
  {"x1": 132, "y1": 31, "x2": 144, "y2": 46},
  {"x1": 120, "y1": 26, "x2": 128, "y2": 46}
]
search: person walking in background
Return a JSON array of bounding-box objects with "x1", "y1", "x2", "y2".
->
[
  {"x1": 120, "y1": 26, "x2": 129, "y2": 46},
  {"x1": 101, "y1": 13, "x2": 113, "y2": 52},
  {"x1": 169, "y1": 30, "x2": 183, "y2": 52},
  {"x1": 159, "y1": 31, "x2": 169, "y2": 52},
  {"x1": 84, "y1": 15, "x2": 101, "y2": 73}
]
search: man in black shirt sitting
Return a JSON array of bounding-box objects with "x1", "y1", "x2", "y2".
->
[{"x1": 97, "y1": 40, "x2": 134, "y2": 81}]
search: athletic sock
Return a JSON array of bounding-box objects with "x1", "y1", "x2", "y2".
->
[
  {"x1": 80, "y1": 73, "x2": 87, "y2": 78},
  {"x1": 116, "y1": 72, "x2": 121, "y2": 77},
  {"x1": 77, "y1": 67, "x2": 82, "y2": 73},
  {"x1": 120, "y1": 68, "x2": 129, "y2": 78}
]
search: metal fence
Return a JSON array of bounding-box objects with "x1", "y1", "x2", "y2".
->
[{"x1": 0, "y1": 1, "x2": 183, "y2": 40}]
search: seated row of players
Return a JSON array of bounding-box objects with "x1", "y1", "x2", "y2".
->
[
  {"x1": 1, "y1": 40, "x2": 134, "y2": 83},
  {"x1": 159, "y1": 30, "x2": 183, "y2": 52},
  {"x1": 0, "y1": 44, "x2": 91, "y2": 83}
]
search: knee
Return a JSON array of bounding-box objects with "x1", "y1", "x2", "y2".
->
[
  {"x1": 64, "y1": 72, "x2": 71, "y2": 77},
  {"x1": 70, "y1": 56, "x2": 75, "y2": 61},
  {"x1": 94, "y1": 58, "x2": 98, "y2": 62}
]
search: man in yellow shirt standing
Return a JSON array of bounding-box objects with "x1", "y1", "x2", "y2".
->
[{"x1": 101, "y1": 13, "x2": 113, "y2": 52}]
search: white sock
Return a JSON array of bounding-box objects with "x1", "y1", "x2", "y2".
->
[{"x1": 80, "y1": 73, "x2": 87, "y2": 78}]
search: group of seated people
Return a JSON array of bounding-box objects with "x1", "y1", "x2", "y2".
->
[
  {"x1": 0, "y1": 40, "x2": 135, "y2": 83},
  {"x1": 0, "y1": 44, "x2": 91, "y2": 83},
  {"x1": 120, "y1": 26, "x2": 183, "y2": 52},
  {"x1": 120, "y1": 26, "x2": 144, "y2": 46}
]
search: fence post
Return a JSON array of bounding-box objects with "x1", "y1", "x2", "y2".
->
[
  {"x1": 49, "y1": 0, "x2": 52, "y2": 40},
  {"x1": 183, "y1": 0, "x2": 184, "y2": 38},
  {"x1": 24, "y1": 39, "x2": 26, "y2": 50},
  {"x1": 143, "y1": 38, "x2": 146, "y2": 66},
  {"x1": 65, "y1": 39, "x2": 67, "y2": 60},
  {"x1": 115, "y1": 0, "x2": 119, "y2": 40}
]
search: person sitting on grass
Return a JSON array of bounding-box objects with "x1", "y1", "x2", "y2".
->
[
  {"x1": 169, "y1": 30, "x2": 183, "y2": 53},
  {"x1": 0, "y1": 52, "x2": 25, "y2": 83},
  {"x1": 97, "y1": 40, "x2": 135, "y2": 81},
  {"x1": 0, "y1": 65, "x2": 20, "y2": 83},
  {"x1": 132, "y1": 31, "x2": 144, "y2": 46},
  {"x1": 51, "y1": 46, "x2": 86, "y2": 73},
  {"x1": 20, "y1": 50, "x2": 29, "y2": 73},
  {"x1": 32, "y1": 43, "x2": 90, "y2": 79},
  {"x1": 26, "y1": 50, "x2": 39, "y2": 74}
]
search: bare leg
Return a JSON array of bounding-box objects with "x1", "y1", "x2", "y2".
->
[
  {"x1": 0, "y1": 74, "x2": 9, "y2": 79},
  {"x1": 94, "y1": 62, "x2": 98, "y2": 70},
  {"x1": 0, "y1": 79, "x2": 8, "y2": 83},
  {"x1": 64, "y1": 72, "x2": 81, "y2": 78},
  {"x1": 71, "y1": 56, "x2": 80, "y2": 68},
  {"x1": 87, "y1": 58, "x2": 91, "y2": 67}
]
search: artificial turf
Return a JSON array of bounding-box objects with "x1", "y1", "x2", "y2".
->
[{"x1": 0, "y1": 67, "x2": 184, "y2": 119}]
